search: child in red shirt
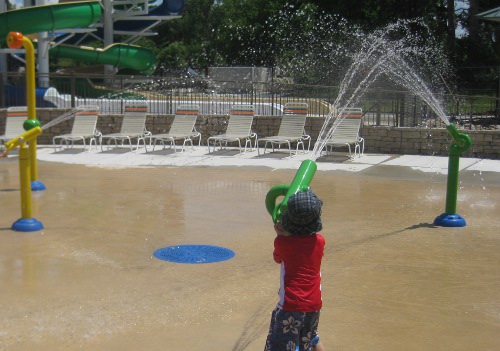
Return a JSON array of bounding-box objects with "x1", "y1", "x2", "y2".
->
[{"x1": 264, "y1": 189, "x2": 326, "y2": 351}]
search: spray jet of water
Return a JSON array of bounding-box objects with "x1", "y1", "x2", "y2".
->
[
  {"x1": 313, "y1": 47, "x2": 399, "y2": 157},
  {"x1": 379, "y1": 55, "x2": 450, "y2": 126},
  {"x1": 311, "y1": 19, "x2": 455, "y2": 159}
]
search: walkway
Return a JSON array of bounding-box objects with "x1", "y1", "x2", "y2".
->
[{"x1": 35, "y1": 145, "x2": 500, "y2": 184}]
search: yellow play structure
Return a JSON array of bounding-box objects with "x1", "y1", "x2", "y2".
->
[{"x1": 2, "y1": 32, "x2": 45, "y2": 231}]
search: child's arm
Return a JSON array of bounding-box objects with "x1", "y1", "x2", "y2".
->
[
  {"x1": 273, "y1": 250, "x2": 282, "y2": 263},
  {"x1": 274, "y1": 222, "x2": 289, "y2": 236},
  {"x1": 272, "y1": 228, "x2": 284, "y2": 263}
]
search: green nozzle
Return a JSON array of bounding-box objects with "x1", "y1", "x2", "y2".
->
[
  {"x1": 446, "y1": 123, "x2": 472, "y2": 156},
  {"x1": 23, "y1": 119, "x2": 41, "y2": 131}
]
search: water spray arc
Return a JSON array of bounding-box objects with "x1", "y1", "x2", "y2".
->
[
  {"x1": 371, "y1": 51, "x2": 473, "y2": 227},
  {"x1": 311, "y1": 24, "x2": 474, "y2": 228}
]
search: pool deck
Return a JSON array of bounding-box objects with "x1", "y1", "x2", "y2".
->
[
  {"x1": 35, "y1": 144, "x2": 500, "y2": 173},
  {"x1": 1, "y1": 145, "x2": 500, "y2": 351},
  {"x1": 32, "y1": 144, "x2": 500, "y2": 186}
]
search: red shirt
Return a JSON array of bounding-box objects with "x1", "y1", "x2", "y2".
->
[{"x1": 273, "y1": 233, "x2": 325, "y2": 312}]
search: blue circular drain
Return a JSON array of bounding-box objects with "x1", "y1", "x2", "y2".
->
[{"x1": 153, "y1": 245, "x2": 235, "y2": 264}]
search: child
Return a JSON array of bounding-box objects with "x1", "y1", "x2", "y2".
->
[{"x1": 264, "y1": 189, "x2": 326, "y2": 351}]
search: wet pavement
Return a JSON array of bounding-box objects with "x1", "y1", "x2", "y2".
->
[{"x1": 1, "y1": 146, "x2": 499, "y2": 351}]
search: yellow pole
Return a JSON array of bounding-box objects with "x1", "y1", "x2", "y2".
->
[
  {"x1": 23, "y1": 36, "x2": 40, "y2": 184},
  {"x1": 18, "y1": 143, "x2": 32, "y2": 219}
]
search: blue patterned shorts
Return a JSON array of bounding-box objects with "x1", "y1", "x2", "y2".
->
[{"x1": 264, "y1": 307, "x2": 320, "y2": 351}]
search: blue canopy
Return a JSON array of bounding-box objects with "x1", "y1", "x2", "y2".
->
[{"x1": 477, "y1": 7, "x2": 500, "y2": 22}]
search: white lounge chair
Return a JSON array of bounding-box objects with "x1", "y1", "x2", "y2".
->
[
  {"x1": 100, "y1": 101, "x2": 148, "y2": 151},
  {"x1": 321, "y1": 107, "x2": 364, "y2": 160},
  {"x1": 148, "y1": 104, "x2": 201, "y2": 152},
  {"x1": 52, "y1": 105, "x2": 100, "y2": 151},
  {"x1": 207, "y1": 104, "x2": 257, "y2": 153},
  {"x1": 0, "y1": 106, "x2": 27, "y2": 149},
  {"x1": 257, "y1": 102, "x2": 310, "y2": 156}
]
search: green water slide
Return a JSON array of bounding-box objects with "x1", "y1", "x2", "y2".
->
[
  {"x1": 48, "y1": 43, "x2": 155, "y2": 72},
  {"x1": 0, "y1": 1, "x2": 102, "y2": 43},
  {"x1": 0, "y1": 1, "x2": 154, "y2": 72}
]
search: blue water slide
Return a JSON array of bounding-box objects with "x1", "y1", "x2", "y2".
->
[
  {"x1": 114, "y1": 0, "x2": 185, "y2": 31},
  {"x1": 59, "y1": 0, "x2": 185, "y2": 45},
  {"x1": 4, "y1": 85, "x2": 54, "y2": 107}
]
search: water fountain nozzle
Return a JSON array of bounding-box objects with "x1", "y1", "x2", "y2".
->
[
  {"x1": 265, "y1": 160, "x2": 317, "y2": 223},
  {"x1": 2, "y1": 127, "x2": 42, "y2": 155},
  {"x1": 446, "y1": 123, "x2": 472, "y2": 156}
]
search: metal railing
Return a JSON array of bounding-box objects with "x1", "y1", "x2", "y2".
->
[{"x1": 1, "y1": 72, "x2": 498, "y2": 130}]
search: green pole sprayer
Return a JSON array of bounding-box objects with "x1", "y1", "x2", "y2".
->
[
  {"x1": 434, "y1": 123, "x2": 472, "y2": 227},
  {"x1": 265, "y1": 160, "x2": 317, "y2": 223}
]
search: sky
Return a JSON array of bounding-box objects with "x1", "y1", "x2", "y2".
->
[
  {"x1": 10, "y1": 0, "x2": 59, "y2": 7},
  {"x1": 455, "y1": 0, "x2": 470, "y2": 38}
]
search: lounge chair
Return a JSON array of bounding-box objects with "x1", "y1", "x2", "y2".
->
[
  {"x1": 148, "y1": 104, "x2": 201, "y2": 152},
  {"x1": 207, "y1": 104, "x2": 257, "y2": 153},
  {"x1": 0, "y1": 106, "x2": 27, "y2": 149},
  {"x1": 52, "y1": 105, "x2": 100, "y2": 151},
  {"x1": 100, "y1": 101, "x2": 148, "y2": 151},
  {"x1": 257, "y1": 102, "x2": 310, "y2": 156},
  {"x1": 321, "y1": 107, "x2": 364, "y2": 160}
]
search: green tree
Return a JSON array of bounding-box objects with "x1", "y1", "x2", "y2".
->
[
  {"x1": 151, "y1": 0, "x2": 498, "y2": 90},
  {"x1": 456, "y1": 0, "x2": 500, "y2": 66},
  {"x1": 154, "y1": 0, "x2": 217, "y2": 68},
  {"x1": 157, "y1": 42, "x2": 188, "y2": 68}
]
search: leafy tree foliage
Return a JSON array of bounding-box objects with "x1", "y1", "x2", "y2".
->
[
  {"x1": 152, "y1": 0, "x2": 499, "y2": 89},
  {"x1": 455, "y1": 0, "x2": 500, "y2": 66}
]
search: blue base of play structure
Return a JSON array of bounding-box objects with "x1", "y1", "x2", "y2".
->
[
  {"x1": 434, "y1": 213, "x2": 466, "y2": 227},
  {"x1": 12, "y1": 218, "x2": 44, "y2": 232},
  {"x1": 31, "y1": 180, "x2": 46, "y2": 191}
]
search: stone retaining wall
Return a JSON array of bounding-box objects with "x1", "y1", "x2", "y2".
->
[{"x1": 1, "y1": 109, "x2": 499, "y2": 159}]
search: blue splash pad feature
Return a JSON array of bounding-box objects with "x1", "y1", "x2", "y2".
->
[
  {"x1": 12, "y1": 218, "x2": 44, "y2": 232},
  {"x1": 153, "y1": 245, "x2": 235, "y2": 264},
  {"x1": 31, "y1": 180, "x2": 46, "y2": 191},
  {"x1": 434, "y1": 213, "x2": 466, "y2": 227}
]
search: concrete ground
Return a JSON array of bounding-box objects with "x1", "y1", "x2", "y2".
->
[{"x1": 1, "y1": 145, "x2": 499, "y2": 351}]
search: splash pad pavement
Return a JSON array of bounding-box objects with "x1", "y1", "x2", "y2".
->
[{"x1": 1, "y1": 147, "x2": 500, "y2": 351}]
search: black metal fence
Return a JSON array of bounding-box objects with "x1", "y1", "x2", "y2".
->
[{"x1": 1, "y1": 71, "x2": 498, "y2": 130}]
